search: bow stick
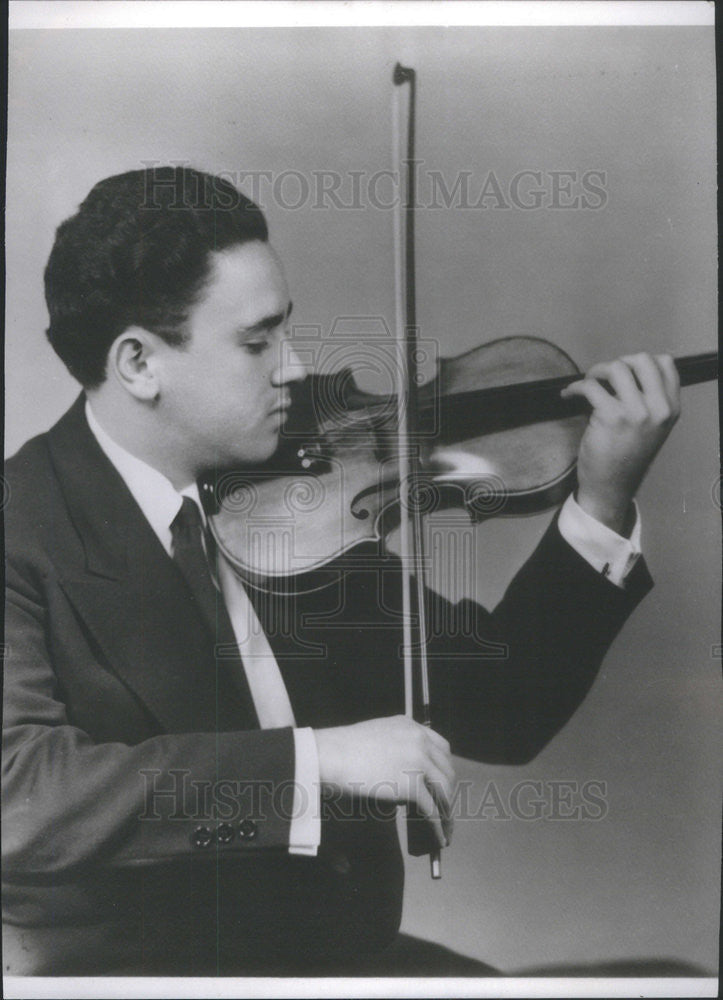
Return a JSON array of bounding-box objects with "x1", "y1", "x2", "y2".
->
[{"x1": 393, "y1": 62, "x2": 442, "y2": 880}]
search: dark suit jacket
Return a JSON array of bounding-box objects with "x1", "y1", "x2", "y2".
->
[{"x1": 2, "y1": 396, "x2": 652, "y2": 974}]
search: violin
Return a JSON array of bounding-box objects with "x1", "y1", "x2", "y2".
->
[
  {"x1": 203, "y1": 62, "x2": 717, "y2": 881},
  {"x1": 205, "y1": 335, "x2": 718, "y2": 591}
]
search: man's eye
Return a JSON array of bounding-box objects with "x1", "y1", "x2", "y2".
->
[{"x1": 244, "y1": 340, "x2": 269, "y2": 355}]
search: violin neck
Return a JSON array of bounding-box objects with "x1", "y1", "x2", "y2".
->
[
  {"x1": 425, "y1": 349, "x2": 718, "y2": 443},
  {"x1": 675, "y1": 351, "x2": 718, "y2": 388}
]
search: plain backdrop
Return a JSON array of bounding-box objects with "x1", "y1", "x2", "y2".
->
[{"x1": 5, "y1": 24, "x2": 720, "y2": 974}]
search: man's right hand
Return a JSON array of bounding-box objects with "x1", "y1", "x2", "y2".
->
[{"x1": 314, "y1": 715, "x2": 455, "y2": 848}]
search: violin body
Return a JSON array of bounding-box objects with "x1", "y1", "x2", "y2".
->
[{"x1": 207, "y1": 335, "x2": 588, "y2": 591}]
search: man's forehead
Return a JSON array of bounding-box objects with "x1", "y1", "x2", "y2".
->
[
  {"x1": 199, "y1": 241, "x2": 290, "y2": 320},
  {"x1": 208, "y1": 240, "x2": 286, "y2": 286}
]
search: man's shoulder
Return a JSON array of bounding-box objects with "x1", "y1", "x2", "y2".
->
[
  {"x1": 6, "y1": 395, "x2": 86, "y2": 482},
  {"x1": 4, "y1": 430, "x2": 62, "y2": 588},
  {"x1": 4, "y1": 401, "x2": 84, "y2": 541},
  {"x1": 5, "y1": 430, "x2": 56, "y2": 513},
  {"x1": 6, "y1": 427, "x2": 52, "y2": 472}
]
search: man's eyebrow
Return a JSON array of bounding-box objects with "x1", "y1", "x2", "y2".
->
[{"x1": 240, "y1": 301, "x2": 293, "y2": 336}]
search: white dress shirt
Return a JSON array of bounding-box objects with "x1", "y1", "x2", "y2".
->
[{"x1": 85, "y1": 399, "x2": 642, "y2": 856}]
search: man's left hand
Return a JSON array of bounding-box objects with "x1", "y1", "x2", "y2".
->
[{"x1": 561, "y1": 352, "x2": 681, "y2": 535}]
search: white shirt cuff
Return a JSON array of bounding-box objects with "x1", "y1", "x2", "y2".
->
[
  {"x1": 288, "y1": 727, "x2": 321, "y2": 856},
  {"x1": 558, "y1": 494, "x2": 642, "y2": 589}
]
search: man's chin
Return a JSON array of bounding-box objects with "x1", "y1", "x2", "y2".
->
[
  {"x1": 195, "y1": 432, "x2": 282, "y2": 479},
  {"x1": 224, "y1": 440, "x2": 280, "y2": 470}
]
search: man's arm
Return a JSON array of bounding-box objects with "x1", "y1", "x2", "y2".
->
[
  {"x1": 428, "y1": 512, "x2": 653, "y2": 764},
  {"x1": 312, "y1": 352, "x2": 681, "y2": 835},
  {"x1": 2, "y1": 553, "x2": 296, "y2": 880}
]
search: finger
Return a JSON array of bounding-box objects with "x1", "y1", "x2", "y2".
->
[
  {"x1": 425, "y1": 726, "x2": 451, "y2": 755},
  {"x1": 561, "y1": 376, "x2": 623, "y2": 420},
  {"x1": 414, "y1": 782, "x2": 447, "y2": 849},
  {"x1": 422, "y1": 774, "x2": 455, "y2": 846},
  {"x1": 427, "y1": 777, "x2": 455, "y2": 844},
  {"x1": 619, "y1": 353, "x2": 675, "y2": 421},
  {"x1": 587, "y1": 359, "x2": 647, "y2": 414},
  {"x1": 424, "y1": 771, "x2": 455, "y2": 844},
  {"x1": 424, "y1": 763, "x2": 455, "y2": 822},
  {"x1": 428, "y1": 743, "x2": 456, "y2": 787},
  {"x1": 656, "y1": 353, "x2": 682, "y2": 411}
]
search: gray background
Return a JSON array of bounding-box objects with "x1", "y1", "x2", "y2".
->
[{"x1": 6, "y1": 26, "x2": 720, "y2": 974}]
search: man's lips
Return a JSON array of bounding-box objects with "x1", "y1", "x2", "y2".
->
[{"x1": 269, "y1": 398, "x2": 291, "y2": 416}]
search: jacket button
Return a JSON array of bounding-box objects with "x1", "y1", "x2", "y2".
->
[
  {"x1": 190, "y1": 825, "x2": 214, "y2": 849},
  {"x1": 328, "y1": 849, "x2": 351, "y2": 875},
  {"x1": 216, "y1": 822, "x2": 235, "y2": 845},
  {"x1": 238, "y1": 818, "x2": 258, "y2": 841}
]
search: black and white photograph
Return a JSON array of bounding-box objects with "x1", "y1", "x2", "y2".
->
[{"x1": 3, "y1": 2, "x2": 720, "y2": 997}]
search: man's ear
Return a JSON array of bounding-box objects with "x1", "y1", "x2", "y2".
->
[{"x1": 108, "y1": 327, "x2": 162, "y2": 401}]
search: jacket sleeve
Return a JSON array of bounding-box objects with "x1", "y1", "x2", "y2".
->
[
  {"x1": 427, "y1": 515, "x2": 653, "y2": 764},
  {"x1": 2, "y1": 551, "x2": 296, "y2": 882}
]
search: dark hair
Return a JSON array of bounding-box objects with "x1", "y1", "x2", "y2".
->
[{"x1": 44, "y1": 166, "x2": 269, "y2": 388}]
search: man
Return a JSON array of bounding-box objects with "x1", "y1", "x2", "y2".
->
[{"x1": 3, "y1": 167, "x2": 681, "y2": 976}]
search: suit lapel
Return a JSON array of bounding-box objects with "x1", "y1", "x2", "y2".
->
[{"x1": 47, "y1": 397, "x2": 258, "y2": 733}]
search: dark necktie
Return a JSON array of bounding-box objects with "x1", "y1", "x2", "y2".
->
[
  {"x1": 170, "y1": 496, "x2": 237, "y2": 653},
  {"x1": 170, "y1": 497, "x2": 261, "y2": 728}
]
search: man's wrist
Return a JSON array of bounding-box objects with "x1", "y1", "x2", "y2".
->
[
  {"x1": 575, "y1": 488, "x2": 635, "y2": 538},
  {"x1": 559, "y1": 493, "x2": 642, "y2": 588}
]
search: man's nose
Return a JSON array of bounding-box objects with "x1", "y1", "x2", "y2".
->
[{"x1": 273, "y1": 343, "x2": 309, "y2": 385}]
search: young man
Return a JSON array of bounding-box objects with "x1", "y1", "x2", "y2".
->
[{"x1": 3, "y1": 167, "x2": 681, "y2": 976}]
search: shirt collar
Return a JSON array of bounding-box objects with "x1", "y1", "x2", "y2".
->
[{"x1": 85, "y1": 398, "x2": 203, "y2": 557}]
